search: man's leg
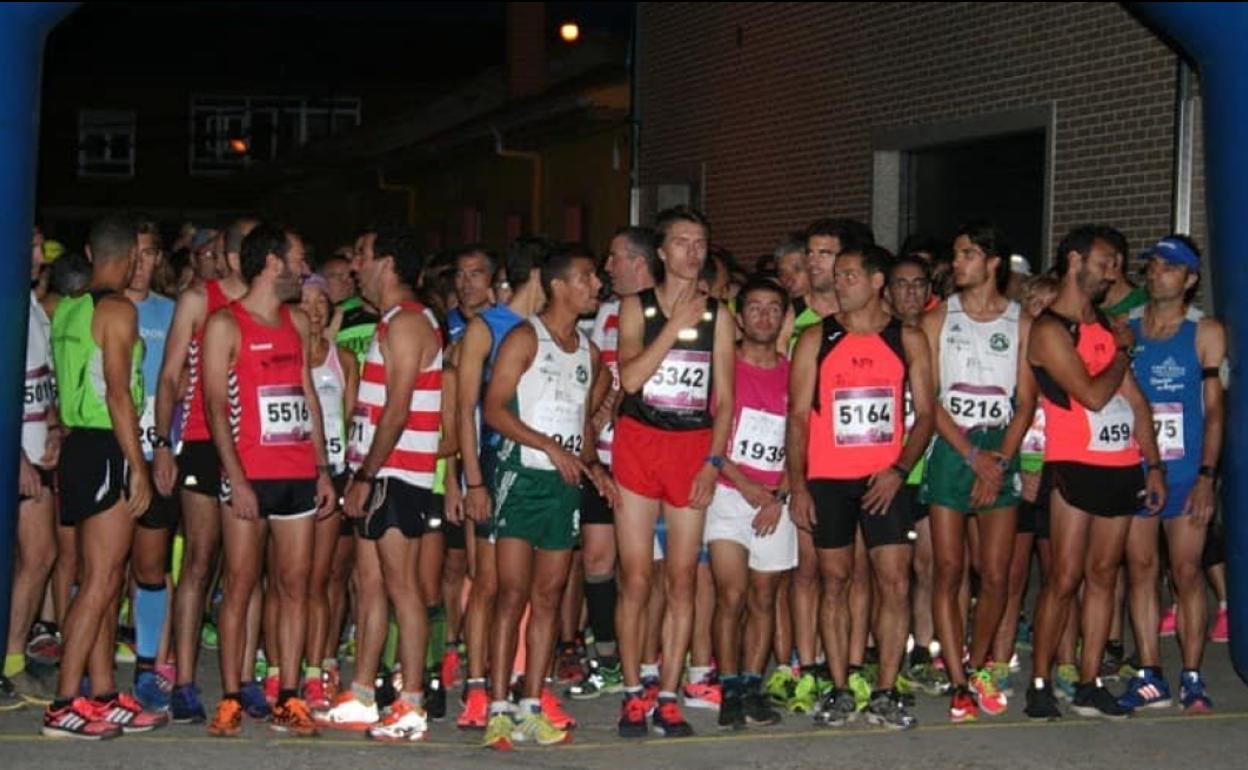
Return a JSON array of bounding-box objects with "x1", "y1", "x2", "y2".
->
[
  {"x1": 522, "y1": 548, "x2": 575, "y2": 699},
  {"x1": 847, "y1": 532, "x2": 872, "y2": 669},
  {"x1": 1079, "y1": 515, "x2": 1132, "y2": 684},
  {"x1": 489, "y1": 539, "x2": 533, "y2": 703},
  {"x1": 868, "y1": 544, "x2": 912, "y2": 691},
  {"x1": 1123, "y1": 515, "x2": 1163, "y2": 670},
  {"x1": 269, "y1": 516, "x2": 315, "y2": 697},
  {"x1": 658, "y1": 503, "x2": 707, "y2": 696},
  {"x1": 817, "y1": 546, "x2": 854, "y2": 687},
  {"x1": 325, "y1": 531, "x2": 355, "y2": 670},
  {"x1": 910, "y1": 516, "x2": 936, "y2": 658},
  {"x1": 1030, "y1": 491, "x2": 1091, "y2": 682},
  {"x1": 304, "y1": 511, "x2": 340, "y2": 691},
  {"x1": 130, "y1": 520, "x2": 172, "y2": 706},
  {"x1": 174, "y1": 492, "x2": 220, "y2": 687},
  {"x1": 217, "y1": 510, "x2": 265, "y2": 699},
  {"x1": 613, "y1": 487, "x2": 660, "y2": 689},
  {"x1": 992, "y1": 530, "x2": 1035, "y2": 666},
  {"x1": 6, "y1": 492, "x2": 56, "y2": 677},
  {"x1": 52, "y1": 523, "x2": 77, "y2": 628},
  {"x1": 377, "y1": 529, "x2": 427, "y2": 699},
  {"x1": 1165, "y1": 516, "x2": 1209, "y2": 672},
  {"x1": 581, "y1": 523, "x2": 618, "y2": 662},
  {"x1": 930, "y1": 506, "x2": 969, "y2": 687},
  {"x1": 463, "y1": 535, "x2": 497, "y2": 682},
  {"x1": 791, "y1": 530, "x2": 820, "y2": 669},
  {"x1": 967, "y1": 508, "x2": 1017, "y2": 672}
]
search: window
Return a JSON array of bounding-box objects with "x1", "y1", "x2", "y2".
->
[
  {"x1": 78, "y1": 110, "x2": 136, "y2": 178},
  {"x1": 189, "y1": 95, "x2": 361, "y2": 175}
]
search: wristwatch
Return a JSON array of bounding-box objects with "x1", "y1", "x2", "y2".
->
[
  {"x1": 707, "y1": 455, "x2": 725, "y2": 471},
  {"x1": 1199, "y1": 464, "x2": 1217, "y2": 479},
  {"x1": 773, "y1": 489, "x2": 791, "y2": 505}
]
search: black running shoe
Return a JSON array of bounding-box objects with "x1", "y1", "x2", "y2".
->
[
  {"x1": 717, "y1": 693, "x2": 745, "y2": 730},
  {"x1": 742, "y1": 690, "x2": 781, "y2": 726},
  {"x1": 1071, "y1": 679, "x2": 1130, "y2": 720},
  {"x1": 1024, "y1": 679, "x2": 1061, "y2": 720}
]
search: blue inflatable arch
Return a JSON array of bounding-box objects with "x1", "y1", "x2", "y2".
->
[{"x1": 0, "y1": 2, "x2": 1244, "y2": 682}]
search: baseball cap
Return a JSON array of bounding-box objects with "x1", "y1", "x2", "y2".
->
[
  {"x1": 1009, "y1": 254, "x2": 1032, "y2": 277},
  {"x1": 190, "y1": 229, "x2": 218, "y2": 250},
  {"x1": 1140, "y1": 237, "x2": 1200, "y2": 270},
  {"x1": 42, "y1": 239, "x2": 66, "y2": 263}
]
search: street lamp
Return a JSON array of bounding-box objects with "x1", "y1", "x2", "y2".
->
[{"x1": 560, "y1": 21, "x2": 579, "y2": 43}]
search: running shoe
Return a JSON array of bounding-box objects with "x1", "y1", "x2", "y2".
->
[
  {"x1": 847, "y1": 670, "x2": 872, "y2": 712},
  {"x1": 25, "y1": 621, "x2": 61, "y2": 667},
  {"x1": 651, "y1": 698, "x2": 693, "y2": 737},
  {"x1": 1016, "y1": 615, "x2": 1034, "y2": 650},
  {"x1": 1071, "y1": 679, "x2": 1131, "y2": 720},
  {"x1": 1116, "y1": 668, "x2": 1171, "y2": 711},
  {"x1": 742, "y1": 690, "x2": 781, "y2": 726},
  {"x1": 368, "y1": 699, "x2": 428, "y2": 742},
  {"x1": 458, "y1": 685, "x2": 490, "y2": 729},
  {"x1": 483, "y1": 712, "x2": 516, "y2": 750},
  {"x1": 788, "y1": 671, "x2": 821, "y2": 713},
  {"x1": 239, "y1": 680, "x2": 271, "y2": 720},
  {"x1": 1179, "y1": 670, "x2": 1212, "y2": 714},
  {"x1": 908, "y1": 656, "x2": 949, "y2": 696},
  {"x1": 134, "y1": 669, "x2": 172, "y2": 712},
  {"x1": 617, "y1": 692, "x2": 648, "y2": 738},
  {"x1": 1098, "y1": 647, "x2": 1126, "y2": 682},
  {"x1": 568, "y1": 657, "x2": 623, "y2": 699},
  {"x1": 263, "y1": 673, "x2": 280, "y2": 706},
  {"x1": 1209, "y1": 608, "x2": 1229, "y2": 643},
  {"x1": 271, "y1": 696, "x2": 319, "y2": 736},
  {"x1": 540, "y1": 686, "x2": 576, "y2": 730},
  {"x1": 200, "y1": 619, "x2": 219, "y2": 650},
  {"x1": 969, "y1": 668, "x2": 1008, "y2": 715},
  {"x1": 171, "y1": 683, "x2": 207, "y2": 724},
  {"x1": 98, "y1": 691, "x2": 169, "y2": 733},
  {"x1": 10, "y1": 668, "x2": 54, "y2": 706},
  {"x1": 316, "y1": 691, "x2": 378, "y2": 731},
  {"x1": 42, "y1": 697, "x2": 122, "y2": 740},
  {"x1": 425, "y1": 673, "x2": 446, "y2": 721},
  {"x1": 302, "y1": 676, "x2": 329, "y2": 712},
  {"x1": 765, "y1": 665, "x2": 797, "y2": 706},
  {"x1": 640, "y1": 676, "x2": 661, "y2": 715},
  {"x1": 513, "y1": 711, "x2": 571, "y2": 745},
  {"x1": 948, "y1": 685, "x2": 979, "y2": 723},
  {"x1": 323, "y1": 665, "x2": 340, "y2": 701},
  {"x1": 865, "y1": 689, "x2": 916, "y2": 730},
  {"x1": 989, "y1": 661, "x2": 1012, "y2": 697},
  {"x1": 1054, "y1": 663, "x2": 1079, "y2": 702},
  {"x1": 441, "y1": 647, "x2": 461, "y2": 688},
  {"x1": 717, "y1": 692, "x2": 745, "y2": 730},
  {"x1": 1024, "y1": 679, "x2": 1061, "y2": 720},
  {"x1": 207, "y1": 698, "x2": 243, "y2": 738},
  {"x1": 812, "y1": 688, "x2": 857, "y2": 727},
  {"x1": 1, "y1": 675, "x2": 25, "y2": 712},
  {"x1": 114, "y1": 640, "x2": 136, "y2": 665},
  {"x1": 555, "y1": 643, "x2": 585, "y2": 684},
  {"x1": 682, "y1": 676, "x2": 722, "y2": 710},
  {"x1": 1159, "y1": 605, "x2": 1178, "y2": 637}
]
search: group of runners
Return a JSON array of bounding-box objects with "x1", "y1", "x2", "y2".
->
[{"x1": 2, "y1": 208, "x2": 1230, "y2": 748}]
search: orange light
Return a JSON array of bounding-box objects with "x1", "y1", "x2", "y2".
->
[
  {"x1": 559, "y1": 22, "x2": 579, "y2": 43},
  {"x1": 228, "y1": 137, "x2": 249, "y2": 154}
]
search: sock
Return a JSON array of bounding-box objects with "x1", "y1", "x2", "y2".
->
[
  {"x1": 1106, "y1": 640, "x2": 1125, "y2": 660},
  {"x1": 518, "y1": 697, "x2": 541, "y2": 715},
  {"x1": 640, "y1": 663, "x2": 660, "y2": 682},
  {"x1": 425, "y1": 605, "x2": 447, "y2": 671},
  {"x1": 489, "y1": 699, "x2": 513, "y2": 716},
  {"x1": 278, "y1": 688, "x2": 297, "y2": 704},
  {"x1": 223, "y1": 691, "x2": 241, "y2": 703},
  {"x1": 93, "y1": 692, "x2": 118, "y2": 703},
  {"x1": 1219, "y1": 601, "x2": 1228, "y2": 611},
  {"x1": 267, "y1": 667, "x2": 280, "y2": 682},
  {"x1": 382, "y1": 616, "x2": 399, "y2": 670},
  {"x1": 720, "y1": 674, "x2": 742, "y2": 700},
  {"x1": 322, "y1": 657, "x2": 338, "y2": 671},
  {"x1": 465, "y1": 678, "x2": 486, "y2": 690},
  {"x1": 624, "y1": 685, "x2": 643, "y2": 696},
  {"x1": 351, "y1": 681, "x2": 376, "y2": 706},
  {"x1": 401, "y1": 690, "x2": 424, "y2": 707},
  {"x1": 52, "y1": 697, "x2": 72, "y2": 710},
  {"x1": 133, "y1": 582, "x2": 168, "y2": 662},
  {"x1": 910, "y1": 646, "x2": 932, "y2": 666},
  {"x1": 742, "y1": 672, "x2": 763, "y2": 693},
  {"x1": 304, "y1": 666, "x2": 322, "y2": 683},
  {"x1": 688, "y1": 665, "x2": 711, "y2": 685},
  {"x1": 583, "y1": 573, "x2": 618, "y2": 653},
  {"x1": 4, "y1": 652, "x2": 25, "y2": 678},
  {"x1": 135, "y1": 656, "x2": 156, "y2": 676},
  {"x1": 658, "y1": 691, "x2": 678, "y2": 702}
]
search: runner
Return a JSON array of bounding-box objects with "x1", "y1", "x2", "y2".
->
[
  {"x1": 1119, "y1": 236, "x2": 1223, "y2": 714},
  {"x1": 788, "y1": 244, "x2": 934, "y2": 730},
  {"x1": 297, "y1": 275, "x2": 359, "y2": 712},
  {"x1": 447, "y1": 245, "x2": 497, "y2": 343},
  {"x1": 614, "y1": 206, "x2": 735, "y2": 738},
  {"x1": 321, "y1": 227, "x2": 443, "y2": 742},
  {"x1": 569, "y1": 226, "x2": 657, "y2": 700},
  {"x1": 919, "y1": 222, "x2": 1034, "y2": 721},
  {"x1": 123, "y1": 219, "x2": 179, "y2": 712},
  {"x1": 453, "y1": 237, "x2": 548, "y2": 729},
  {"x1": 1024, "y1": 225, "x2": 1166, "y2": 720},
  {"x1": 883, "y1": 254, "x2": 946, "y2": 696},
  {"x1": 775, "y1": 233, "x2": 810, "y2": 314},
  {"x1": 1098, "y1": 227, "x2": 1148, "y2": 320},
  {"x1": 44, "y1": 216, "x2": 163, "y2": 739},
  {"x1": 327, "y1": 232, "x2": 381, "y2": 367},
  {"x1": 4, "y1": 229, "x2": 63, "y2": 709},
  {"x1": 481, "y1": 246, "x2": 613, "y2": 749},
  {"x1": 152, "y1": 217, "x2": 254, "y2": 723},
  {"x1": 706, "y1": 277, "x2": 795, "y2": 730}
]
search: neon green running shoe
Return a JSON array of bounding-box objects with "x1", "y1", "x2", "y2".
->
[
  {"x1": 1054, "y1": 663, "x2": 1079, "y2": 701},
  {"x1": 787, "y1": 672, "x2": 819, "y2": 713},
  {"x1": 765, "y1": 666, "x2": 797, "y2": 706},
  {"x1": 847, "y1": 671, "x2": 872, "y2": 712},
  {"x1": 989, "y1": 661, "x2": 1013, "y2": 697},
  {"x1": 200, "y1": 620, "x2": 219, "y2": 650},
  {"x1": 482, "y1": 713, "x2": 515, "y2": 751},
  {"x1": 512, "y1": 712, "x2": 570, "y2": 746}
]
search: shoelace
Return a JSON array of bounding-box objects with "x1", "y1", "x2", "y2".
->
[
  {"x1": 284, "y1": 699, "x2": 315, "y2": 725},
  {"x1": 657, "y1": 702, "x2": 684, "y2": 723},
  {"x1": 624, "y1": 696, "x2": 648, "y2": 720},
  {"x1": 214, "y1": 699, "x2": 242, "y2": 724}
]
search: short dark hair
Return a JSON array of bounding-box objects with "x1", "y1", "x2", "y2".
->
[
  {"x1": 540, "y1": 243, "x2": 594, "y2": 299},
  {"x1": 133, "y1": 215, "x2": 162, "y2": 249},
  {"x1": 899, "y1": 233, "x2": 943, "y2": 260},
  {"x1": 454, "y1": 244, "x2": 497, "y2": 276},
  {"x1": 859, "y1": 244, "x2": 894, "y2": 278},
  {"x1": 954, "y1": 220, "x2": 1010, "y2": 294},
  {"x1": 889, "y1": 253, "x2": 932, "y2": 283},
  {"x1": 373, "y1": 226, "x2": 425, "y2": 289},
  {"x1": 775, "y1": 232, "x2": 807, "y2": 260},
  {"x1": 51, "y1": 251, "x2": 92, "y2": 296},
  {"x1": 737, "y1": 275, "x2": 790, "y2": 315},
  {"x1": 613, "y1": 225, "x2": 660, "y2": 280},
  {"x1": 239, "y1": 224, "x2": 291, "y2": 283},
  {"x1": 654, "y1": 205, "x2": 710, "y2": 249},
  {"x1": 88, "y1": 215, "x2": 138, "y2": 263},
  {"x1": 504, "y1": 235, "x2": 555, "y2": 288},
  {"x1": 804, "y1": 218, "x2": 874, "y2": 253},
  {"x1": 225, "y1": 216, "x2": 261, "y2": 255},
  {"x1": 1054, "y1": 225, "x2": 1104, "y2": 277},
  {"x1": 1098, "y1": 225, "x2": 1129, "y2": 260}
]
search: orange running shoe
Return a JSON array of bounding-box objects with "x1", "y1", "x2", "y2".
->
[
  {"x1": 272, "y1": 697, "x2": 319, "y2": 737},
  {"x1": 458, "y1": 685, "x2": 489, "y2": 729},
  {"x1": 540, "y1": 687, "x2": 576, "y2": 730},
  {"x1": 208, "y1": 698, "x2": 243, "y2": 738}
]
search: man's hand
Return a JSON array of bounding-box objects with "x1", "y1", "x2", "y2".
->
[
  {"x1": 229, "y1": 477, "x2": 259, "y2": 521},
  {"x1": 669, "y1": 291, "x2": 707, "y2": 331},
  {"x1": 588, "y1": 463, "x2": 618, "y2": 509},
  {"x1": 688, "y1": 463, "x2": 718, "y2": 510},
  {"x1": 1144, "y1": 468, "x2": 1167, "y2": 516},
  {"x1": 863, "y1": 467, "x2": 904, "y2": 515},
  {"x1": 1020, "y1": 470, "x2": 1041, "y2": 504},
  {"x1": 1183, "y1": 475, "x2": 1215, "y2": 526},
  {"x1": 1112, "y1": 320, "x2": 1136, "y2": 351},
  {"x1": 39, "y1": 428, "x2": 63, "y2": 469},
  {"x1": 544, "y1": 441, "x2": 587, "y2": 486},
  {"x1": 18, "y1": 455, "x2": 41, "y2": 499},
  {"x1": 464, "y1": 485, "x2": 492, "y2": 524},
  {"x1": 444, "y1": 477, "x2": 465, "y2": 525},
  {"x1": 789, "y1": 484, "x2": 815, "y2": 531},
  {"x1": 752, "y1": 498, "x2": 783, "y2": 537},
  {"x1": 970, "y1": 450, "x2": 1006, "y2": 488},
  {"x1": 343, "y1": 477, "x2": 372, "y2": 519},
  {"x1": 153, "y1": 448, "x2": 178, "y2": 497},
  {"x1": 314, "y1": 473, "x2": 336, "y2": 520},
  {"x1": 737, "y1": 478, "x2": 774, "y2": 511}
]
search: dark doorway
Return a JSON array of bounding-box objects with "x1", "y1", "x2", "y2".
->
[{"x1": 904, "y1": 130, "x2": 1045, "y2": 270}]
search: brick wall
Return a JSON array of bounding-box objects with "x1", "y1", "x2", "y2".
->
[{"x1": 638, "y1": 2, "x2": 1200, "y2": 274}]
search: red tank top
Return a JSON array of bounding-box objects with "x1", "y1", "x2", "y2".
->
[
  {"x1": 182, "y1": 280, "x2": 229, "y2": 443},
  {"x1": 806, "y1": 316, "x2": 907, "y2": 480},
  {"x1": 227, "y1": 302, "x2": 315, "y2": 481},
  {"x1": 1035, "y1": 311, "x2": 1140, "y2": 467}
]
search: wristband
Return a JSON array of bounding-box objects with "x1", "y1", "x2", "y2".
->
[
  {"x1": 465, "y1": 481, "x2": 485, "y2": 490},
  {"x1": 1146, "y1": 463, "x2": 1166, "y2": 475},
  {"x1": 151, "y1": 435, "x2": 173, "y2": 450},
  {"x1": 1199, "y1": 465, "x2": 1217, "y2": 479},
  {"x1": 706, "y1": 455, "x2": 725, "y2": 471},
  {"x1": 773, "y1": 490, "x2": 791, "y2": 506},
  {"x1": 892, "y1": 463, "x2": 910, "y2": 478},
  {"x1": 354, "y1": 473, "x2": 376, "y2": 484},
  {"x1": 965, "y1": 446, "x2": 980, "y2": 464},
  {"x1": 316, "y1": 464, "x2": 333, "y2": 475}
]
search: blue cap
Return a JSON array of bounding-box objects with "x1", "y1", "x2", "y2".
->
[{"x1": 1141, "y1": 237, "x2": 1200, "y2": 270}]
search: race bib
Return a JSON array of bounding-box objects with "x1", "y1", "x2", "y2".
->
[
  {"x1": 23, "y1": 365, "x2": 54, "y2": 423},
  {"x1": 347, "y1": 404, "x2": 373, "y2": 468},
  {"x1": 321, "y1": 400, "x2": 345, "y2": 470},
  {"x1": 833, "y1": 386, "x2": 896, "y2": 447},
  {"x1": 1152, "y1": 402, "x2": 1185, "y2": 461},
  {"x1": 139, "y1": 395, "x2": 158, "y2": 458},
  {"x1": 945, "y1": 383, "x2": 1012, "y2": 429},
  {"x1": 525, "y1": 400, "x2": 585, "y2": 471},
  {"x1": 1021, "y1": 406, "x2": 1045, "y2": 455},
  {"x1": 1087, "y1": 394, "x2": 1134, "y2": 453},
  {"x1": 596, "y1": 421, "x2": 615, "y2": 465},
  {"x1": 643, "y1": 349, "x2": 711, "y2": 411},
  {"x1": 731, "y1": 407, "x2": 787, "y2": 474},
  {"x1": 258, "y1": 385, "x2": 311, "y2": 445}
]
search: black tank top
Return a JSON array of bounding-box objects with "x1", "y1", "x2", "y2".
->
[{"x1": 619, "y1": 288, "x2": 718, "y2": 431}]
